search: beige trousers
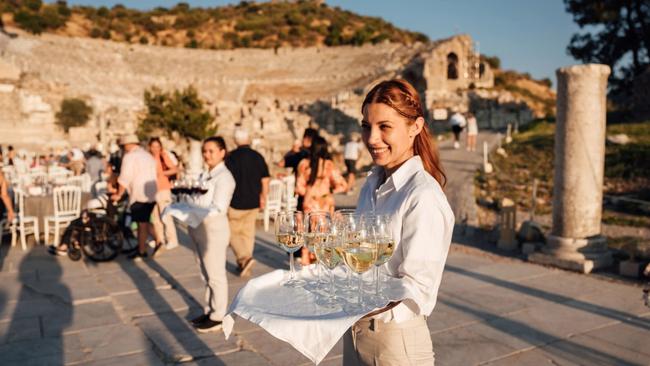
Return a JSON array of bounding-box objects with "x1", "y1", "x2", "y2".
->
[
  {"x1": 343, "y1": 316, "x2": 434, "y2": 366},
  {"x1": 227, "y1": 207, "x2": 258, "y2": 266},
  {"x1": 188, "y1": 215, "x2": 230, "y2": 321},
  {"x1": 151, "y1": 190, "x2": 179, "y2": 247}
]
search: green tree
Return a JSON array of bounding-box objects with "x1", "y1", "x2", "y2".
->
[
  {"x1": 138, "y1": 86, "x2": 215, "y2": 140},
  {"x1": 564, "y1": 0, "x2": 649, "y2": 90},
  {"x1": 56, "y1": 98, "x2": 92, "y2": 133}
]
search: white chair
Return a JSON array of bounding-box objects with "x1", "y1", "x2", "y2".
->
[
  {"x1": 281, "y1": 174, "x2": 298, "y2": 212},
  {"x1": 10, "y1": 189, "x2": 40, "y2": 251},
  {"x1": 263, "y1": 179, "x2": 283, "y2": 232},
  {"x1": 44, "y1": 185, "x2": 81, "y2": 246}
]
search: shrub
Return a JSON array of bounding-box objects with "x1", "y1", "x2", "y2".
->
[
  {"x1": 14, "y1": 10, "x2": 45, "y2": 34},
  {"x1": 25, "y1": 0, "x2": 43, "y2": 12},
  {"x1": 90, "y1": 27, "x2": 102, "y2": 38},
  {"x1": 139, "y1": 36, "x2": 148, "y2": 44},
  {"x1": 56, "y1": 98, "x2": 93, "y2": 133},
  {"x1": 138, "y1": 86, "x2": 216, "y2": 140}
]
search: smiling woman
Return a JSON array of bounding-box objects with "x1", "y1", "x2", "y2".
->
[{"x1": 347, "y1": 79, "x2": 454, "y2": 365}]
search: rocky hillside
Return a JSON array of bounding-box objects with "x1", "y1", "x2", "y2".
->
[
  {"x1": 0, "y1": 0, "x2": 429, "y2": 49},
  {"x1": 494, "y1": 69, "x2": 556, "y2": 118}
]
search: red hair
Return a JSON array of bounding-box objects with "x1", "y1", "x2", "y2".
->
[{"x1": 362, "y1": 79, "x2": 446, "y2": 187}]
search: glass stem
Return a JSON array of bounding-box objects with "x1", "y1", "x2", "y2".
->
[
  {"x1": 347, "y1": 268, "x2": 352, "y2": 288},
  {"x1": 317, "y1": 263, "x2": 322, "y2": 283},
  {"x1": 329, "y1": 270, "x2": 335, "y2": 298},
  {"x1": 357, "y1": 273, "x2": 363, "y2": 305},
  {"x1": 375, "y1": 266, "x2": 380, "y2": 296},
  {"x1": 289, "y1": 252, "x2": 295, "y2": 281}
]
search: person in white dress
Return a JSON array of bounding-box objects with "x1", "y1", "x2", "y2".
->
[
  {"x1": 344, "y1": 79, "x2": 455, "y2": 365},
  {"x1": 466, "y1": 112, "x2": 479, "y2": 152},
  {"x1": 188, "y1": 136, "x2": 236, "y2": 333}
]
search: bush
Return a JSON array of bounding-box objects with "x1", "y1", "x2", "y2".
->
[
  {"x1": 139, "y1": 36, "x2": 148, "y2": 44},
  {"x1": 14, "y1": 10, "x2": 45, "y2": 34},
  {"x1": 482, "y1": 55, "x2": 501, "y2": 69},
  {"x1": 56, "y1": 98, "x2": 93, "y2": 133},
  {"x1": 138, "y1": 86, "x2": 216, "y2": 140},
  {"x1": 25, "y1": 0, "x2": 43, "y2": 12},
  {"x1": 90, "y1": 27, "x2": 102, "y2": 38}
]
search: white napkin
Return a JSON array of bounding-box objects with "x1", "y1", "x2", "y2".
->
[
  {"x1": 162, "y1": 202, "x2": 211, "y2": 228},
  {"x1": 223, "y1": 266, "x2": 413, "y2": 365}
]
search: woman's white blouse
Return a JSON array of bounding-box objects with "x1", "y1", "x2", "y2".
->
[
  {"x1": 192, "y1": 162, "x2": 236, "y2": 217},
  {"x1": 356, "y1": 155, "x2": 455, "y2": 323}
]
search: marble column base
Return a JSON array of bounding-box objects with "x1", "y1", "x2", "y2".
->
[{"x1": 527, "y1": 234, "x2": 612, "y2": 274}]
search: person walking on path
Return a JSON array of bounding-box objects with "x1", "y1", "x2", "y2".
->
[
  {"x1": 111, "y1": 134, "x2": 158, "y2": 259},
  {"x1": 449, "y1": 110, "x2": 467, "y2": 149},
  {"x1": 188, "y1": 136, "x2": 236, "y2": 333},
  {"x1": 466, "y1": 112, "x2": 478, "y2": 152},
  {"x1": 345, "y1": 79, "x2": 454, "y2": 365},
  {"x1": 295, "y1": 135, "x2": 347, "y2": 265},
  {"x1": 343, "y1": 133, "x2": 363, "y2": 194},
  {"x1": 225, "y1": 129, "x2": 270, "y2": 277},
  {"x1": 148, "y1": 137, "x2": 180, "y2": 251}
]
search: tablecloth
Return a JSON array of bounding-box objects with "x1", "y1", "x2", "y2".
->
[{"x1": 223, "y1": 265, "x2": 415, "y2": 364}]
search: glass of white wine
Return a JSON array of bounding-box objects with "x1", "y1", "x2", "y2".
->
[
  {"x1": 275, "y1": 211, "x2": 306, "y2": 287},
  {"x1": 364, "y1": 214, "x2": 395, "y2": 304},
  {"x1": 314, "y1": 224, "x2": 341, "y2": 307},
  {"x1": 333, "y1": 210, "x2": 362, "y2": 297},
  {"x1": 341, "y1": 221, "x2": 377, "y2": 313},
  {"x1": 304, "y1": 211, "x2": 331, "y2": 287}
]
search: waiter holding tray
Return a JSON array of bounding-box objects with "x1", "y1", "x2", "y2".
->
[
  {"x1": 187, "y1": 136, "x2": 236, "y2": 333},
  {"x1": 347, "y1": 79, "x2": 455, "y2": 365}
]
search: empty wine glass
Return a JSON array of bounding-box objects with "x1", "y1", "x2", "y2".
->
[{"x1": 275, "y1": 211, "x2": 306, "y2": 287}]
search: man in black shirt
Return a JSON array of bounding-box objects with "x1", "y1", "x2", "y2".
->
[
  {"x1": 281, "y1": 127, "x2": 318, "y2": 172},
  {"x1": 225, "y1": 129, "x2": 270, "y2": 277}
]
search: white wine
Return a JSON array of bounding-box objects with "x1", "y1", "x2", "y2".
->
[
  {"x1": 342, "y1": 247, "x2": 377, "y2": 274},
  {"x1": 315, "y1": 244, "x2": 340, "y2": 269},
  {"x1": 304, "y1": 232, "x2": 328, "y2": 252},
  {"x1": 375, "y1": 239, "x2": 395, "y2": 265},
  {"x1": 277, "y1": 233, "x2": 304, "y2": 252}
]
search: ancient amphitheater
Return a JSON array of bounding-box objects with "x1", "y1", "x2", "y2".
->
[{"x1": 0, "y1": 30, "x2": 529, "y2": 163}]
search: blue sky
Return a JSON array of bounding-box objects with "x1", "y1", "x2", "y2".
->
[{"x1": 50, "y1": 0, "x2": 582, "y2": 87}]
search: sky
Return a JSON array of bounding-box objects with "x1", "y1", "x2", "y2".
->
[{"x1": 51, "y1": 0, "x2": 583, "y2": 87}]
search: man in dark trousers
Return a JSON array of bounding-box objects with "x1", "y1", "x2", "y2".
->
[{"x1": 225, "y1": 129, "x2": 270, "y2": 277}]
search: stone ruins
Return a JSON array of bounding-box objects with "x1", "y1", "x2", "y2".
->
[{"x1": 0, "y1": 30, "x2": 535, "y2": 164}]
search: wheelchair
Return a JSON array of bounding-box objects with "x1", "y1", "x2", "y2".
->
[{"x1": 60, "y1": 198, "x2": 138, "y2": 262}]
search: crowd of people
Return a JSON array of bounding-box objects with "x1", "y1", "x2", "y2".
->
[{"x1": 1, "y1": 78, "x2": 456, "y2": 365}]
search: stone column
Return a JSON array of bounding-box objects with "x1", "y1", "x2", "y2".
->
[
  {"x1": 186, "y1": 139, "x2": 203, "y2": 179},
  {"x1": 529, "y1": 64, "x2": 611, "y2": 273}
]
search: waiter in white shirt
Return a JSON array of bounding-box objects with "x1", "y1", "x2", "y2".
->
[
  {"x1": 187, "y1": 136, "x2": 236, "y2": 333},
  {"x1": 346, "y1": 79, "x2": 454, "y2": 365}
]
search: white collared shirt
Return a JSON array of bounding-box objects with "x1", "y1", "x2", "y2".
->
[
  {"x1": 356, "y1": 155, "x2": 455, "y2": 323},
  {"x1": 193, "y1": 162, "x2": 236, "y2": 217}
]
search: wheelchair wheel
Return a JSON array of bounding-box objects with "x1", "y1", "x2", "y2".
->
[
  {"x1": 82, "y1": 224, "x2": 119, "y2": 262},
  {"x1": 68, "y1": 243, "x2": 82, "y2": 261}
]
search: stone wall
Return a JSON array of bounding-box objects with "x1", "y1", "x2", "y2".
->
[{"x1": 0, "y1": 31, "x2": 498, "y2": 164}]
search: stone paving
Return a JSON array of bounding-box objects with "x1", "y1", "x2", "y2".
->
[{"x1": 0, "y1": 132, "x2": 648, "y2": 365}]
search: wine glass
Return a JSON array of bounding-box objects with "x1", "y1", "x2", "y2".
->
[
  {"x1": 314, "y1": 223, "x2": 341, "y2": 307},
  {"x1": 332, "y1": 210, "x2": 362, "y2": 296},
  {"x1": 340, "y1": 220, "x2": 377, "y2": 313},
  {"x1": 275, "y1": 211, "x2": 306, "y2": 287},
  {"x1": 304, "y1": 211, "x2": 331, "y2": 287},
  {"x1": 364, "y1": 214, "x2": 394, "y2": 304}
]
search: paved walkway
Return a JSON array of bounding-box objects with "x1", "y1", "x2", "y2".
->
[{"x1": 0, "y1": 132, "x2": 648, "y2": 365}]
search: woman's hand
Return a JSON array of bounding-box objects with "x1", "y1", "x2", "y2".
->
[{"x1": 7, "y1": 210, "x2": 15, "y2": 223}]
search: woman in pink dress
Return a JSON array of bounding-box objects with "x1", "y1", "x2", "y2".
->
[{"x1": 295, "y1": 135, "x2": 347, "y2": 264}]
